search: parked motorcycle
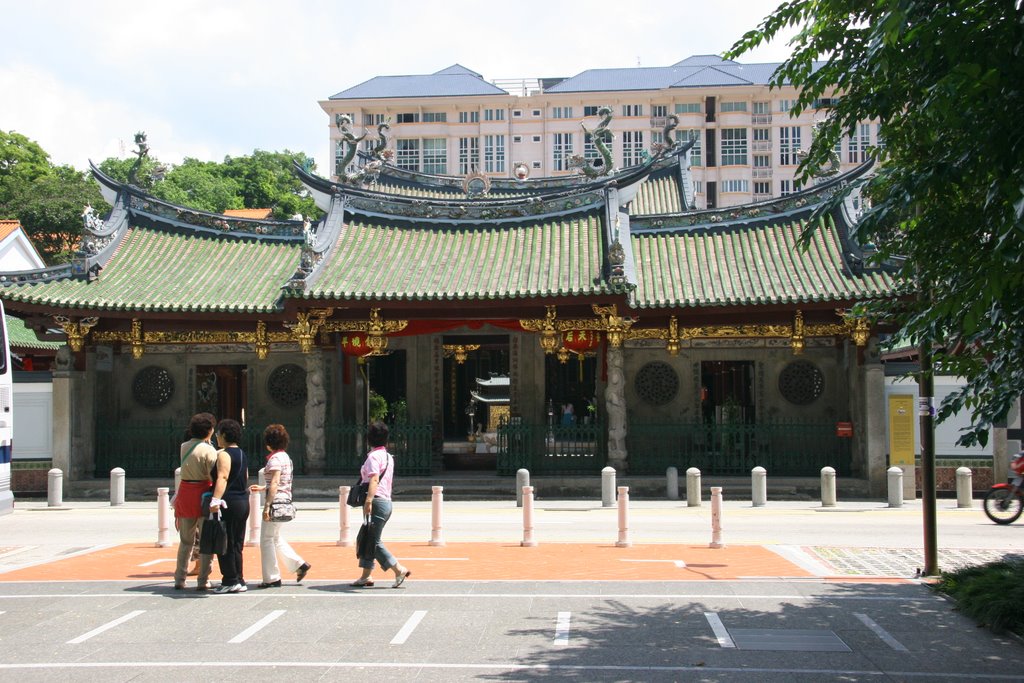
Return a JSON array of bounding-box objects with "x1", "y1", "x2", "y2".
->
[{"x1": 983, "y1": 451, "x2": 1024, "y2": 524}]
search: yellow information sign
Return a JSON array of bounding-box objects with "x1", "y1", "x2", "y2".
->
[{"x1": 889, "y1": 394, "x2": 916, "y2": 466}]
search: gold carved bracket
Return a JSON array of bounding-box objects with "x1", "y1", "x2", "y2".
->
[
  {"x1": 53, "y1": 315, "x2": 99, "y2": 352},
  {"x1": 519, "y1": 305, "x2": 621, "y2": 354},
  {"x1": 285, "y1": 308, "x2": 335, "y2": 354},
  {"x1": 322, "y1": 308, "x2": 408, "y2": 356}
]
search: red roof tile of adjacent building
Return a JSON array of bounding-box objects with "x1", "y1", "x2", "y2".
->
[
  {"x1": 0, "y1": 219, "x2": 23, "y2": 241},
  {"x1": 223, "y1": 208, "x2": 273, "y2": 219}
]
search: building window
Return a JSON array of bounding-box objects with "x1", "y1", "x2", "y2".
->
[
  {"x1": 778, "y1": 99, "x2": 797, "y2": 113},
  {"x1": 722, "y1": 179, "x2": 749, "y2": 193},
  {"x1": 532, "y1": 161, "x2": 541, "y2": 169},
  {"x1": 334, "y1": 140, "x2": 347, "y2": 176},
  {"x1": 622, "y1": 104, "x2": 643, "y2": 117},
  {"x1": 396, "y1": 139, "x2": 420, "y2": 171},
  {"x1": 458, "y1": 111, "x2": 479, "y2": 123},
  {"x1": 675, "y1": 102, "x2": 701, "y2": 114},
  {"x1": 422, "y1": 138, "x2": 447, "y2": 174},
  {"x1": 780, "y1": 179, "x2": 793, "y2": 196},
  {"x1": 876, "y1": 123, "x2": 885, "y2": 150},
  {"x1": 813, "y1": 97, "x2": 841, "y2": 109},
  {"x1": 552, "y1": 106, "x2": 574, "y2": 119},
  {"x1": 532, "y1": 135, "x2": 541, "y2": 143},
  {"x1": 753, "y1": 181, "x2": 771, "y2": 196},
  {"x1": 720, "y1": 128, "x2": 748, "y2": 166},
  {"x1": 583, "y1": 105, "x2": 606, "y2": 117},
  {"x1": 685, "y1": 130, "x2": 702, "y2": 167},
  {"x1": 584, "y1": 133, "x2": 603, "y2": 166},
  {"x1": 693, "y1": 180, "x2": 703, "y2": 194},
  {"x1": 484, "y1": 134, "x2": 505, "y2": 173},
  {"x1": 484, "y1": 108, "x2": 506, "y2": 121},
  {"x1": 512, "y1": 135, "x2": 523, "y2": 144},
  {"x1": 753, "y1": 154, "x2": 771, "y2": 168},
  {"x1": 779, "y1": 126, "x2": 801, "y2": 165},
  {"x1": 651, "y1": 131, "x2": 665, "y2": 146},
  {"x1": 459, "y1": 137, "x2": 480, "y2": 174},
  {"x1": 512, "y1": 109, "x2": 523, "y2": 118},
  {"x1": 651, "y1": 105, "x2": 668, "y2": 118},
  {"x1": 848, "y1": 123, "x2": 871, "y2": 163},
  {"x1": 396, "y1": 113, "x2": 419, "y2": 124},
  {"x1": 752, "y1": 101, "x2": 770, "y2": 115},
  {"x1": 532, "y1": 109, "x2": 542, "y2": 117},
  {"x1": 363, "y1": 113, "x2": 386, "y2": 126},
  {"x1": 422, "y1": 112, "x2": 447, "y2": 123},
  {"x1": 622, "y1": 131, "x2": 644, "y2": 167},
  {"x1": 721, "y1": 101, "x2": 748, "y2": 112}
]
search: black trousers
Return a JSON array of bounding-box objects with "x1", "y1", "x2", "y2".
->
[{"x1": 216, "y1": 496, "x2": 250, "y2": 586}]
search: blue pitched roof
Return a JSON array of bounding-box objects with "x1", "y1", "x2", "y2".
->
[
  {"x1": 547, "y1": 55, "x2": 810, "y2": 93},
  {"x1": 329, "y1": 65, "x2": 506, "y2": 99}
]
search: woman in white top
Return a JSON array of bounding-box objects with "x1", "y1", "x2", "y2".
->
[{"x1": 249, "y1": 424, "x2": 310, "y2": 588}]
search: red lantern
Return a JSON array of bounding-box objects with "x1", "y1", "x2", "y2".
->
[
  {"x1": 340, "y1": 332, "x2": 373, "y2": 358},
  {"x1": 561, "y1": 330, "x2": 601, "y2": 354}
]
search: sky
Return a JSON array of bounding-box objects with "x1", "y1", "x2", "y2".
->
[{"x1": 0, "y1": 0, "x2": 800, "y2": 176}]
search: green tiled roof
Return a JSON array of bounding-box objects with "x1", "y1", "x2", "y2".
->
[
  {"x1": 628, "y1": 174, "x2": 683, "y2": 215},
  {"x1": 631, "y1": 216, "x2": 896, "y2": 308},
  {"x1": 370, "y1": 182, "x2": 521, "y2": 200},
  {"x1": 4, "y1": 315, "x2": 61, "y2": 350},
  {"x1": 307, "y1": 214, "x2": 608, "y2": 301},
  {"x1": 1, "y1": 227, "x2": 299, "y2": 313}
]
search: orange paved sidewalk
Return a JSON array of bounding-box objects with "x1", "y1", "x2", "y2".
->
[{"x1": 0, "y1": 542, "x2": 818, "y2": 582}]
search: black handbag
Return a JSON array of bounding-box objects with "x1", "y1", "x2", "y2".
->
[
  {"x1": 347, "y1": 458, "x2": 388, "y2": 508},
  {"x1": 199, "y1": 512, "x2": 228, "y2": 556},
  {"x1": 355, "y1": 518, "x2": 376, "y2": 560}
]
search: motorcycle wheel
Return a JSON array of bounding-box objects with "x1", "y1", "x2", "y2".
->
[{"x1": 983, "y1": 487, "x2": 1024, "y2": 524}]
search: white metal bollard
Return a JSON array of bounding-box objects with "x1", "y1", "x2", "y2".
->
[
  {"x1": 666, "y1": 466, "x2": 679, "y2": 500},
  {"x1": 430, "y1": 486, "x2": 445, "y2": 546},
  {"x1": 751, "y1": 466, "x2": 767, "y2": 507},
  {"x1": 337, "y1": 486, "x2": 352, "y2": 546},
  {"x1": 246, "y1": 489, "x2": 261, "y2": 546},
  {"x1": 47, "y1": 468, "x2": 63, "y2": 507},
  {"x1": 956, "y1": 467, "x2": 973, "y2": 508},
  {"x1": 709, "y1": 486, "x2": 724, "y2": 548},
  {"x1": 521, "y1": 485, "x2": 537, "y2": 547},
  {"x1": 601, "y1": 466, "x2": 616, "y2": 507},
  {"x1": 887, "y1": 466, "x2": 904, "y2": 508},
  {"x1": 516, "y1": 468, "x2": 530, "y2": 507},
  {"x1": 615, "y1": 486, "x2": 632, "y2": 547},
  {"x1": 686, "y1": 467, "x2": 702, "y2": 507},
  {"x1": 820, "y1": 466, "x2": 837, "y2": 507},
  {"x1": 110, "y1": 467, "x2": 125, "y2": 506},
  {"x1": 155, "y1": 487, "x2": 171, "y2": 547}
]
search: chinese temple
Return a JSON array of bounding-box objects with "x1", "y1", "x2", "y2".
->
[{"x1": 0, "y1": 123, "x2": 898, "y2": 493}]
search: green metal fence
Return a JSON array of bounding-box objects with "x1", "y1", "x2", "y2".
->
[
  {"x1": 626, "y1": 420, "x2": 850, "y2": 476},
  {"x1": 324, "y1": 422, "x2": 434, "y2": 477},
  {"x1": 496, "y1": 422, "x2": 607, "y2": 475}
]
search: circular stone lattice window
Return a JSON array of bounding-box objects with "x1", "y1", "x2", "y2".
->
[
  {"x1": 267, "y1": 363, "x2": 307, "y2": 408},
  {"x1": 778, "y1": 360, "x2": 825, "y2": 405},
  {"x1": 634, "y1": 361, "x2": 679, "y2": 406},
  {"x1": 132, "y1": 366, "x2": 174, "y2": 408}
]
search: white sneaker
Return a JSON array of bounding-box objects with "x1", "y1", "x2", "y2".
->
[{"x1": 214, "y1": 583, "x2": 246, "y2": 594}]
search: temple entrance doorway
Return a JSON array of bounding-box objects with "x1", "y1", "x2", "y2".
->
[
  {"x1": 441, "y1": 335, "x2": 509, "y2": 470},
  {"x1": 195, "y1": 365, "x2": 248, "y2": 425}
]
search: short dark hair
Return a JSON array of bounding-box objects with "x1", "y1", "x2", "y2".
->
[
  {"x1": 264, "y1": 423, "x2": 289, "y2": 451},
  {"x1": 216, "y1": 418, "x2": 243, "y2": 445},
  {"x1": 189, "y1": 413, "x2": 216, "y2": 439},
  {"x1": 367, "y1": 421, "x2": 389, "y2": 448}
]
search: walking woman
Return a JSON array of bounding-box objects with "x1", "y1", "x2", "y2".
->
[
  {"x1": 249, "y1": 424, "x2": 311, "y2": 588},
  {"x1": 209, "y1": 418, "x2": 250, "y2": 593},
  {"x1": 352, "y1": 421, "x2": 411, "y2": 588}
]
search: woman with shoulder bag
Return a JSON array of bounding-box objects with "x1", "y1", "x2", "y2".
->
[
  {"x1": 209, "y1": 418, "x2": 251, "y2": 594},
  {"x1": 351, "y1": 421, "x2": 411, "y2": 588},
  {"x1": 249, "y1": 424, "x2": 311, "y2": 588}
]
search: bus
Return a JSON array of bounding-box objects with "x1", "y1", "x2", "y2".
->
[{"x1": 0, "y1": 299, "x2": 12, "y2": 514}]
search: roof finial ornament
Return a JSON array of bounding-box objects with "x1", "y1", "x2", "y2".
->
[{"x1": 568, "y1": 106, "x2": 614, "y2": 179}]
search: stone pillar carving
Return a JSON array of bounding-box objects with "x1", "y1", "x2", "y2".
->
[
  {"x1": 304, "y1": 349, "x2": 327, "y2": 475},
  {"x1": 862, "y1": 342, "x2": 887, "y2": 497},
  {"x1": 605, "y1": 345, "x2": 628, "y2": 471},
  {"x1": 51, "y1": 346, "x2": 73, "y2": 478}
]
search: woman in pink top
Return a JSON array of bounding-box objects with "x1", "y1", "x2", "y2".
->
[
  {"x1": 351, "y1": 421, "x2": 411, "y2": 588},
  {"x1": 249, "y1": 424, "x2": 310, "y2": 588}
]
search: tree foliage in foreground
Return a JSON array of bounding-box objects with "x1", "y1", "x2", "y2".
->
[{"x1": 728, "y1": 0, "x2": 1024, "y2": 446}]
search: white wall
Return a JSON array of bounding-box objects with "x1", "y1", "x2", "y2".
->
[
  {"x1": 13, "y1": 381, "x2": 52, "y2": 459},
  {"x1": 884, "y1": 375, "x2": 991, "y2": 457}
]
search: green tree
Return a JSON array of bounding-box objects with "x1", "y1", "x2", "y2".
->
[
  {"x1": 220, "y1": 150, "x2": 319, "y2": 220},
  {"x1": 151, "y1": 158, "x2": 243, "y2": 214},
  {"x1": 728, "y1": 1, "x2": 1024, "y2": 446},
  {"x1": 97, "y1": 155, "x2": 164, "y2": 192},
  {"x1": 0, "y1": 130, "x2": 52, "y2": 204}
]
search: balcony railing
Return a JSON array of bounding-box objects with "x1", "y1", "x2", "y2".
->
[
  {"x1": 752, "y1": 140, "x2": 772, "y2": 152},
  {"x1": 752, "y1": 168, "x2": 773, "y2": 179},
  {"x1": 752, "y1": 114, "x2": 773, "y2": 125},
  {"x1": 649, "y1": 117, "x2": 668, "y2": 128}
]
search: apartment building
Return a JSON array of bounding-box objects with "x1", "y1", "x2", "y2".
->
[{"x1": 320, "y1": 55, "x2": 878, "y2": 209}]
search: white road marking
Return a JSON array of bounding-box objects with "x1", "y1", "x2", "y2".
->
[
  {"x1": 391, "y1": 610, "x2": 427, "y2": 645},
  {"x1": 704, "y1": 612, "x2": 735, "y2": 648},
  {"x1": 0, "y1": 592, "x2": 939, "y2": 601},
  {"x1": 67, "y1": 610, "x2": 145, "y2": 644},
  {"x1": 229, "y1": 610, "x2": 286, "y2": 644},
  {"x1": 0, "y1": 661, "x2": 1018, "y2": 679},
  {"x1": 137, "y1": 559, "x2": 174, "y2": 567},
  {"x1": 553, "y1": 611, "x2": 571, "y2": 647},
  {"x1": 621, "y1": 559, "x2": 687, "y2": 568},
  {"x1": 768, "y1": 545, "x2": 834, "y2": 576},
  {"x1": 855, "y1": 612, "x2": 909, "y2": 651}
]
